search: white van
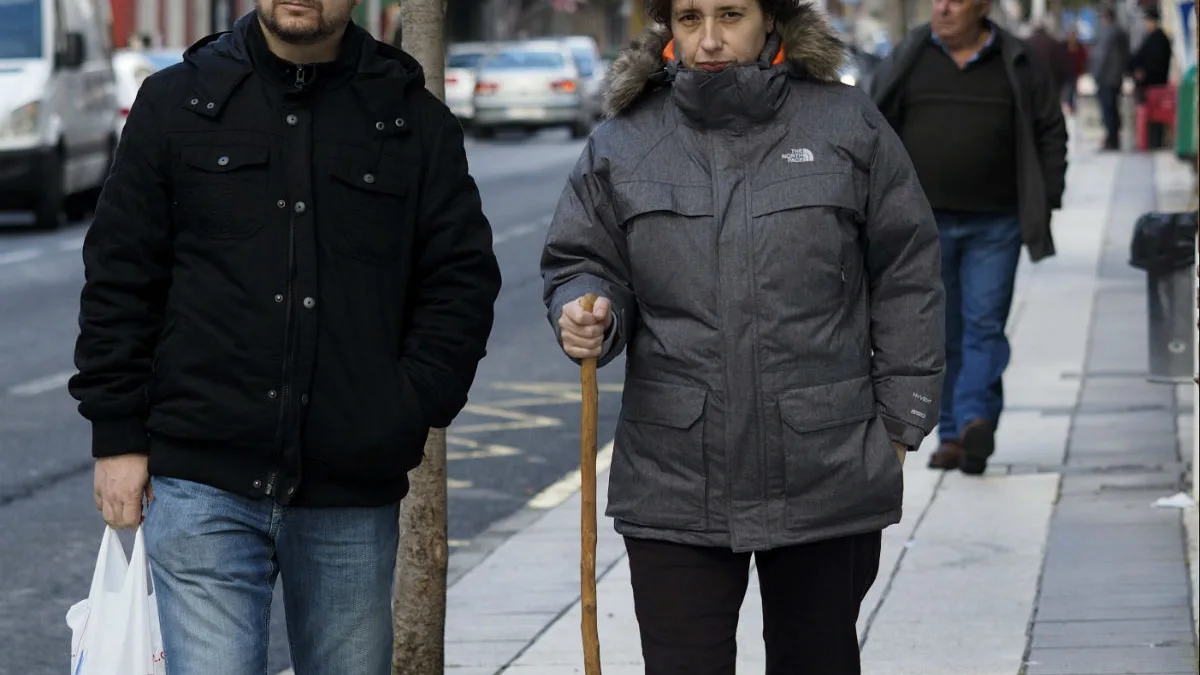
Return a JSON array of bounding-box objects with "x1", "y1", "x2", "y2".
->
[{"x1": 0, "y1": 0, "x2": 118, "y2": 229}]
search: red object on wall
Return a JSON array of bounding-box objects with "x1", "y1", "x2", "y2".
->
[{"x1": 109, "y1": 0, "x2": 136, "y2": 48}]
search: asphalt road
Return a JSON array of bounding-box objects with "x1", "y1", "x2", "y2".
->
[{"x1": 0, "y1": 128, "x2": 626, "y2": 674}]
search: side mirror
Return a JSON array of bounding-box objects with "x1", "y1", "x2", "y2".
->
[{"x1": 56, "y1": 32, "x2": 85, "y2": 69}]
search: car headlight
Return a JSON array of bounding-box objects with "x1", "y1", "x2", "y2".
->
[
  {"x1": 840, "y1": 73, "x2": 857, "y2": 87},
  {"x1": 0, "y1": 101, "x2": 41, "y2": 138}
]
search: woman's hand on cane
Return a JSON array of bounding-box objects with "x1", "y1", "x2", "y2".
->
[{"x1": 559, "y1": 296, "x2": 612, "y2": 359}]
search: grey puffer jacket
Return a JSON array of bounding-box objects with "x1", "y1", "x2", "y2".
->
[{"x1": 540, "y1": 2, "x2": 945, "y2": 553}]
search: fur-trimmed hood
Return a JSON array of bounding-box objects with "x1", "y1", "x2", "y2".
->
[{"x1": 602, "y1": 1, "x2": 845, "y2": 118}]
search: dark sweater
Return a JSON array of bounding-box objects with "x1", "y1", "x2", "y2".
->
[{"x1": 898, "y1": 40, "x2": 1019, "y2": 214}]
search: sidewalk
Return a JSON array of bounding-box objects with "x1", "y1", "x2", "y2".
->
[{"x1": 440, "y1": 136, "x2": 1200, "y2": 674}]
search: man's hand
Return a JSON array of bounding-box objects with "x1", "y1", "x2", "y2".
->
[
  {"x1": 559, "y1": 296, "x2": 613, "y2": 360},
  {"x1": 893, "y1": 442, "x2": 908, "y2": 466},
  {"x1": 94, "y1": 455, "x2": 152, "y2": 529}
]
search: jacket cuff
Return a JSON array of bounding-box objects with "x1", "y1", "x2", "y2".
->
[
  {"x1": 92, "y1": 418, "x2": 150, "y2": 458},
  {"x1": 881, "y1": 414, "x2": 927, "y2": 450}
]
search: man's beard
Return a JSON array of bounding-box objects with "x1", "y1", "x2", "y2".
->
[{"x1": 256, "y1": 1, "x2": 348, "y2": 45}]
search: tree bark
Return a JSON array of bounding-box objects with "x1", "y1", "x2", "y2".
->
[{"x1": 391, "y1": 2, "x2": 448, "y2": 673}]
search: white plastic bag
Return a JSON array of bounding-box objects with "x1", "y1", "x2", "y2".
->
[{"x1": 67, "y1": 526, "x2": 166, "y2": 675}]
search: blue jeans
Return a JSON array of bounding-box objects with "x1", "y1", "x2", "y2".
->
[
  {"x1": 936, "y1": 211, "x2": 1023, "y2": 442},
  {"x1": 143, "y1": 476, "x2": 400, "y2": 675}
]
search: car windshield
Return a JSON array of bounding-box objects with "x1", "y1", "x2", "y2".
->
[
  {"x1": 481, "y1": 50, "x2": 565, "y2": 70},
  {"x1": 0, "y1": 0, "x2": 43, "y2": 60},
  {"x1": 569, "y1": 49, "x2": 595, "y2": 77},
  {"x1": 447, "y1": 52, "x2": 485, "y2": 69}
]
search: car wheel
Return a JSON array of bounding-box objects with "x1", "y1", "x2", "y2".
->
[{"x1": 35, "y1": 148, "x2": 65, "y2": 231}]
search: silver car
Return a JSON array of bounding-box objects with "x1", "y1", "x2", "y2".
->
[{"x1": 471, "y1": 40, "x2": 592, "y2": 139}]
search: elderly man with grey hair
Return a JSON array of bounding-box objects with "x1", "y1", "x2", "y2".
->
[{"x1": 868, "y1": 0, "x2": 1067, "y2": 475}]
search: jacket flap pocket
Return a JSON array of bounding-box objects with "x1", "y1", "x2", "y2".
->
[
  {"x1": 613, "y1": 181, "x2": 714, "y2": 224},
  {"x1": 751, "y1": 174, "x2": 859, "y2": 218},
  {"x1": 180, "y1": 145, "x2": 269, "y2": 173},
  {"x1": 779, "y1": 376, "x2": 876, "y2": 433},
  {"x1": 622, "y1": 378, "x2": 707, "y2": 429},
  {"x1": 330, "y1": 162, "x2": 408, "y2": 197}
]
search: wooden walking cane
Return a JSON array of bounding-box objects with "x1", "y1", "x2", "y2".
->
[{"x1": 578, "y1": 293, "x2": 602, "y2": 675}]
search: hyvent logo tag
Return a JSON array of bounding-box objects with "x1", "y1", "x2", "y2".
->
[{"x1": 782, "y1": 148, "x2": 814, "y2": 163}]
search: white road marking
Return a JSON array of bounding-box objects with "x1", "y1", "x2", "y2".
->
[
  {"x1": 527, "y1": 440, "x2": 615, "y2": 510},
  {"x1": 0, "y1": 249, "x2": 42, "y2": 266},
  {"x1": 8, "y1": 370, "x2": 74, "y2": 397}
]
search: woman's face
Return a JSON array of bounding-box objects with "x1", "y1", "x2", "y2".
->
[{"x1": 669, "y1": 0, "x2": 773, "y2": 71}]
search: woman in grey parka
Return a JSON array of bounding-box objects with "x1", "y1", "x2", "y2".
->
[{"x1": 540, "y1": 1, "x2": 944, "y2": 672}]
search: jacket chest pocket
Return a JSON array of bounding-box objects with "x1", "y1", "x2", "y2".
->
[
  {"x1": 173, "y1": 145, "x2": 271, "y2": 239},
  {"x1": 325, "y1": 161, "x2": 410, "y2": 264},
  {"x1": 614, "y1": 182, "x2": 716, "y2": 307},
  {"x1": 750, "y1": 172, "x2": 865, "y2": 301}
]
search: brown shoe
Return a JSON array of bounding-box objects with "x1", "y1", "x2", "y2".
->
[
  {"x1": 928, "y1": 440, "x2": 963, "y2": 470},
  {"x1": 960, "y1": 418, "x2": 995, "y2": 475}
]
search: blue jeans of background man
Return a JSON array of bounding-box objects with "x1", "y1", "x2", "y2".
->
[
  {"x1": 936, "y1": 211, "x2": 1024, "y2": 443},
  {"x1": 143, "y1": 476, "x2": 401, "y2": 675}
]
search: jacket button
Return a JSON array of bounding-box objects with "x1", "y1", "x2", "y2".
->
[
  {"x1": 189, "y1": 97, "x2": 199, "y2": 105},
  {"x1": 394, "y1": 117, "x2": 405, "y2": 128},
  {"x1": 253, "y1": 479, "x2": 263, "y2": 488},
  {"x1": 294, "y1": 201, "x2": 306, "y2": 214},
  {"x1": 301, "y1": 394, "x2": 309, "y2": 405},
  {"x1": 206, "y1": 102, "x2": 215, "y2": 110},
  {"x1": 274, "y1": 293, "x2": 284, "y2": 303},
  {"x1": 267, "y1": 389, "x2": 278, "y2": 400},
  {"x1": 302, "y1": 296, "x2": 316, "y2": 309},
  {"x1": 217, "y1": 156, "x2": 230, "y2": 166},
  {"x1": 375, "y1": 121, "x2": 385, "y2": 131},
  {"x1": 287, "y1": 486, "x2": 296, "y2": 496},
  {"x1": 277, "y1": 199, "x2": 286, "y2": 209},
  {"x1": 363, "y1": 173, "x2": 375, "y2": 184},
  {"x1": 286, "y1": 113, "x2": 298, "y2": 125}
]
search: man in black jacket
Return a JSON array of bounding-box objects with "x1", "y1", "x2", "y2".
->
[
  {"x1": 868, "y1": 0, "x2": 1067, "y2": 476},
  {"x1": 1129, "y1": 8, "x2": 1174, "y2": 148},
  {"x1": 68, "y1": 0, "x2": 502, "y2": 672}
]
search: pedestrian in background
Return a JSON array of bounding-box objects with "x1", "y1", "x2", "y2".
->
[
  {"x1": 541, "y1": 0, "x2": 945, "y2": 672},
  {"x1": 69, "y1": 1, "x2": 502, "y2": 673},
  {"x1": 1064, "y1": 29, "x2": 1088, "y2": 114},
  {"x1": 1091, "y1": 5, "x2": 1131, "y2": 150},
  {"x1": 1127, "y1": 7, "x2": 1173, "y2": 148},
  {"x1": 1026, "y1": 19, "x2": 1072, "y2": 103},
  {"x1": 868, "y1": 0, "x2": 1067, "y2": 475}
]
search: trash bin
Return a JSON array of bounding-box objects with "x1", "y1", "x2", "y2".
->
[{"x1": 1129, "y1": 211, "x2": 1199, "y2": 381}]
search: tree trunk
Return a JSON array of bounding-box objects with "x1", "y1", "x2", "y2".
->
[{"x1": 391, "y1": 2, "x2": 448, "y2": 673}]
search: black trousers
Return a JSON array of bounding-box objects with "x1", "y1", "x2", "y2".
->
[
  {"x1": 1097, "y1": 85, "x2": 1123, "y2": 149},
  {"x1": 624, "y1": 531, "x2": 882, "y2": 675}
]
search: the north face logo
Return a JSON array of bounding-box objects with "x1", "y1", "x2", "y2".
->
[{"x1": 782, "y1": 148, "x2": 815, "y2": 163}]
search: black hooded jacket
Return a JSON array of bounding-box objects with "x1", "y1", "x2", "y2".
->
[{"x1": 69, "y1": 14, "x2": 501, "y2": 507}]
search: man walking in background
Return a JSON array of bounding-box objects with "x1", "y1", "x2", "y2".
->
[
  {"x1": 69, "y1": 1, "x2": 502, "y2": 673},
  {"x1": 869, "y1": 0, "x2": 1067, "y2": 475},
  {"x1": 1091, "y1": 6, "x2": 1131, "y2": 150}
]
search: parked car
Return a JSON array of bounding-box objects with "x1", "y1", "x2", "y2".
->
[
  {"x1": 470, "y1": 40, "x2": 592, "y2": 139},
  {"x1": 838, "y1": 45, "x2": 882, "y2": 91},
  {"x1": 558, "y1": 35, "x2": 604, "y2": 120},
  {"x1": 0, "y1": 0, "x2": 118, "y2": 229},
  {"x1": 446, "y1": 41, "x2": 490, "y2": 124}
]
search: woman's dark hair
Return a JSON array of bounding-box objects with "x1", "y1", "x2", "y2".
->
[{"x1": 645, "y1": 0, "x2": 804, "y2": 27}]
